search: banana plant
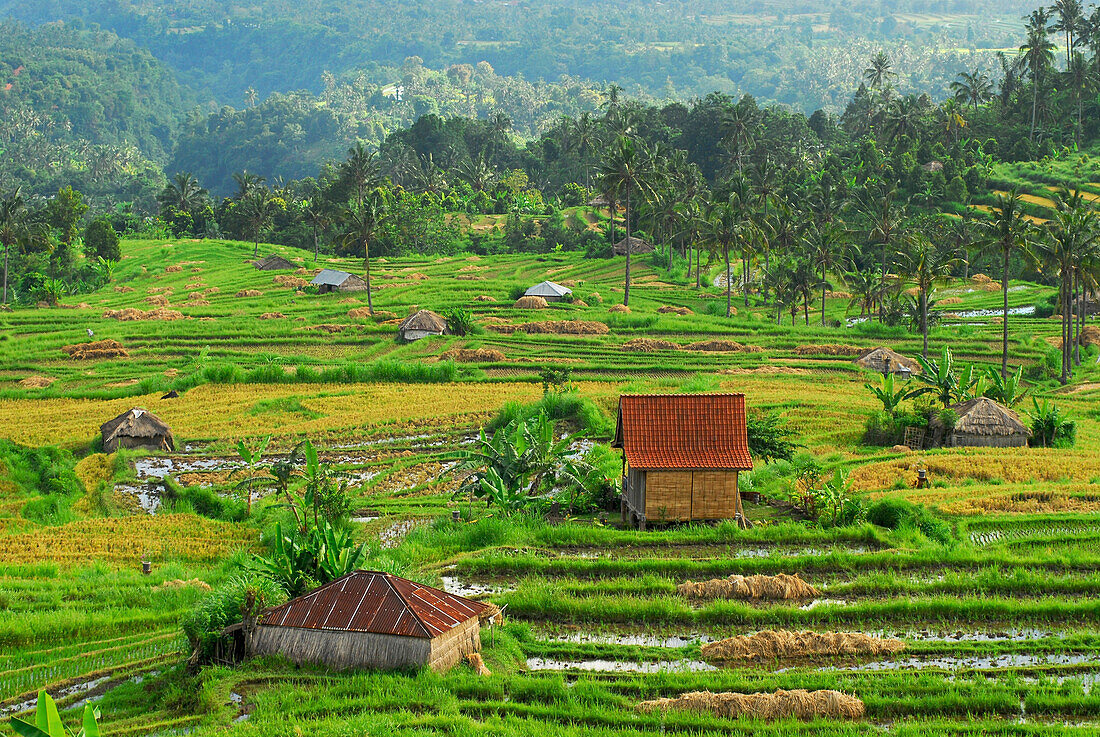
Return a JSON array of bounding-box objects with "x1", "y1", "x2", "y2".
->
[
  {"x1": 231, "y1": 435, "x2": 272, "y2": 516},
  {"x1": 11, "y1": 690, "x2": 100, "y2": 737},
  {"x1": 908, "y1": 346, "x2": 960, "y2": 408},
  {"x1": 984, "y1": 366, "x2": 1026, "y2": 406},
  {"x1": 317, "y1": 524, "x2": 366, "y2": 581},
  {"x1": 864, "y1": 372, "x2": 908, "y2": 414}
]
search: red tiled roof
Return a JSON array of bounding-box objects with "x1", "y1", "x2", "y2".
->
[
  {"x1": 612, "y1": 393, "x2": 753, "y2": 471},
  {"x1": 259, "y1": 570, "x2": 488, "y2": 639}
]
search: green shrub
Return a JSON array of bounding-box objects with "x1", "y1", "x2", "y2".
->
[{"x1": 181, "y1": 572, "x2": 287, "y2": 661}]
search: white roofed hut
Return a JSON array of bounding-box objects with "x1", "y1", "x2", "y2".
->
[
  {"x1": 524, "y1": 281, "x2": 572, "y2": 302},
  {"x1": 250, "y1": 571, "x2": 489, "y2": 673},
  {"x1": 311, "y1": 269, "x2": 368, "y2": 294},
  {"x1": 398, "y1": 309, "x2": 448, "y2": 342},
  {"x1": 101, "y1": 408, "x2": 175, "y2": 452}
]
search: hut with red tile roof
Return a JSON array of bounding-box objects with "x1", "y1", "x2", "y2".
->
[
  {"x1": 612, "y1": 394, "x2": 753, "y2": 529},
  {"x1": 251, "y1": 570, "x2": 489, "y2": 672}
]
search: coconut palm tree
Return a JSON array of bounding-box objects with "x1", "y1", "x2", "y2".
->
[
  {"x1": 0, "y1": 187, "x2": 41, "y2": 304},
  {"x1": 303, "y1": 198, "x2": 334, "y2": 263},
  {"x1": 240, "y1": 188, "x2": 277, "y2": 258},
  {"x1": 976, "y1": 189, "x2": 1034, "y2": 378},
  {"x1": 719, "y1": 103, "x2": 759, "y2": 175},
  {"x1": 340, "y1": 142, "x2": 381, "y2": 206},
  {"x1": 951, "y1": 69, "x2": 994, "y2": 109},
  {"x1": 232, "y1": 171, "x2": 266, "y2": 200},
  {"x1": 338, "y1": 188, "x2": 389, "y2": 315},
  {"x1": 1065, "y1": 51, "x2": 1096, "y2": 147},
  {"x1": 1040, "y1": 198, "x2": 1099, "y2": 383},
  {"x1": 158, "y1": 172, "x2": 208, "y2": 217},
  {"x1": 805, "y1": 223, "x2": 851, "y2": 326},
  {"x1": 863, "y1": 51, "x2": 897, "y2": 91},
  {"x1": 1020, "y1": 10, "x2": 1056, "y2": 143},
  {"x1": 864, "y1": 186, "x2": 906, "y2": 323},
  {"x1": 707, "y1": 193, "x2": 745, "y2": 318},
  {"x1": 598, "y1": 136, "x2": 659, "y2": 307},
  {"x1": 1051, "y1": 0, "x2": 1085, "y2": 67},
  {"x1": 897, "y1": 235, "x2": 959, "y2": 358}
]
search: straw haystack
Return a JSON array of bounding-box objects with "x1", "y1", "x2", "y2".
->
[
  {"x1": 253, "y1": 254, "x2": 295, "y2": 271},
  {"x1": 795, "y1": 344, "x2": 863, "y2": 356},
  {"x1": 439, "y1": 348, "x2": 506, "y2": 362},
  {"x1": 623, "y1": 338, "x2": 679, "y2": 352},
  {"x1": 236, "y1": 289, "x2": 263, "y2": 298},
  {"x1": 491, "y1": 320, "x2": 609, "y2": 335},
  {"x1": 678, "y1": 573, "x2": 818, "y2": 601},
  {"x1": 608, "y1": 304, "x2": 630, "y2": 313},
  {"x1": 687, "y1": 340, "x2": 763, "y2": 353},
  {"x1": 613, "y1": 236, "x2": 655, "y2": 256},
  {"x1": 855, "y1": 347, "x2": 919, "y2": 374},
  {"x1": 474, "y1": 295, "x2": 496, "y2": 302},
  {"x1": 514, "y1": 295, "x2": 549, "y2": 309},
  {"x1": 19, "y1": 376, "x2": 55, "y2": 389},
  {"x1": 701, "y1": 630, "x2": 905, "y2": 662},
  {"x1": 658, "y1": 305, "x2": 693, "y2": 315},
  {"x1": 104, "y1": 308, "x2": 184, "y2": 321},
  {"x1": 62, "y1": 339, "x2": 129, "y2": 360},
  {"x1": 637, "y1": 690, "x2": 864, "y2": 721},
  {"x1": 929, "y1": 396, "x2": 1030, "y2": 448},
  {"x1": 101, "y1": 408, "x2": 175, "y2": 452}
]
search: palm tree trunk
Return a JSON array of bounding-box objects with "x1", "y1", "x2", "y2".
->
[
  {"x1": 1074, "y1": 270, "x2": 1081, "y2": 366},
  {"x1": 1002, "y1": 249, "x2": 1009, "y2": 378},
  {"x1": 880, "y1": 241, "x2": 887, "y2": 323},
  {"x1": 921, "y1": 289, "x2": 929, "y2": 359},
  {"x1": 253, "y1": 237, "x2": 259, "y2": 258},
  {"x1": 1030, "y1": 72, "x2": 1038, "y2": 143},
  {"x1": 364, "y1": 238, "x2": 374, "y2": 314},
  {"x1": 1061, "y1": 276, "x2": 1070, "y2": 385},
  {"x1": 313, "y1": 225, "x2": 319, "y2": 263},
  {"x1": 821, "y1": 266, "x2": 827, "y2": 326},
  {"x1": 623, "y1": 185, "x2": 631, "y2": 307},
  {"x1": 2, "y1": 243, "x2": 8, "y2": 304},
  {"x1": 725, "y1": 244, "x2": 732, "y2": 317}
]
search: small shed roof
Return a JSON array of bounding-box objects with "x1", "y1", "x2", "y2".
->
[
  {"x1": 588, "y1": 194, "x2": 610, "y2": 207},
  {"x1": 253, "y1": 254, "x2": 295, "y2": 271},
  {"x1": 856, "y1": 347, "x2": 919, "y2": 374},
  {"x1": 612, "y1": 393, "x2": 753, "y2": 471},
  {"x1": 100, "y1": 408, "x2": 174, "y2": 448},
  {"x1": 260, "y1": 571, "x2": 488, "y2": 639},
  {"x1": 613, "y1": 236, "x2": 655, "y2": 256},
  {"x1": 931, "y1": 397, "x2": 1031, "y2": 437},
  {"x1": 399, "y1": 309, "x2": 448, "y2": 333},
  {"x1": 311, "y1": 269, "x2": 353, "y2": 287},
  {"x1": 525, "y1": 281, "x2": 572, "y2": 298}
]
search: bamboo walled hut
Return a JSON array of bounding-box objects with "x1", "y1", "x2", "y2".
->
[
  {"x1": 251, "y1": 571, "x2": 489, "y2": 673},
  {"x1": 398, "y1": 309, "x2": 448, "y2": 341},
  {"x1": 100, "y1": 408, "x2": 175, "y2": 452},
  {"x1": 311, "y1": 269, "x2": 368, "y2": 294},
  {"x1": 612, "y1": 394, "x2": 754, "y2": 529},
  {"x1": 253, "y1": 254, "x2": 295, "y2": 271},
  {"x1": 929, "y1": 397, "x2": 1030, "y2": 448},
  {"x1": 855, "y1": 347, "x2": 919, "y2": 376},
  {"x1": 524, "y1": 281, "x2": 573, "y2": 302},
  {"x1": 613, "y1": 236, "x2": 655, "y2": 256}
]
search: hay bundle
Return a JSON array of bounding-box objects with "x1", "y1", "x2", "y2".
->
[
  {"x1": 144, "y1": 295, "x2": 170, "y2": 307},
  {"x1": 164, "y1": 265, "x2": 183, "y2": 273},
  {"x1": 408, "y1": 272, "x2": 429, "y2": 280},
  {"x1": 687, "y1": 340, "x2": 762, "y2": 353},
  {"x1": 608, "y1": 304, "x2": 631, "y2": 313},
  {"x1": 514, "y1": 296, "x2": 548, "y2": 309},
  {"x1": 372, "y1": 310, "x2": 398, "y2": 321},
  {"x1": 236, "y1": 289, "x2": 263, "y2": 298},
  {"x1": 295, "y1": 267, "x2": 309, "y2": 275},
  {"x1": 826, "y1": 291, "x2": 852, "y2": 299},
  {"x1": 623, "y1": 338, "x2": 679, "y2": 352},
  {"x1": 939, "y1": 296, "x2": 963, "y2": 305},
  {"x1": 971, "y1": 273, "x2": 993, "y2": 284},
  {"x1": 258, "y1": 312, "x2": 286, "y2": 320},
  {"x1": 185, "y1": 298, "x2": 210, "y2": 306},
  {"x1": 187, "y1": 291, "x2": 205, "y2": 301},
  {"x1": 637, "y1": 690, "x2": 864, "y2": 721},
  {"x1": 794, "y1": 344, "x2": 864, "y2": 356},
  {"x1": 347, "y1": 307, "x2": 375, "y2": 319},
  {"x1": 339, "y1": 297, "x2": 360, "y2": 304},
  {"x1": 975, "y1": 281, "x2": 1002, "y2": 292},
  {"x1": 114, "y1": 286, "x2": 135, "y2": 293},
  {"x1": 19, "y1": 376, "x2": 55, "y2": 389},
  {"x1": 588, "y1": 292, "x2": 603, "y2": 304},
  {"x1": 104, "y1": 308, "x2": 184, "y2": 321},
  {"x1": 308, "y1": 324, "x2": 348, "y2": 334},
  {"x1": 678, "y1": 573, "x2": 818, "y2": 601},
  {"x1": 467, "y1": 652, "x2": 492, "y2": 676},
  {"x1": 513, "y1": 320, "x2": 609, "y2": 335},
  {"x1": 440, "y1": 348, "x2": 507, "y2": 362},
  {"x1": 456, "y1": 274, "x2": 486, "y2": 281},
  {"x1": 701, "y1": 631, "x2": 906, "y2": 662},
  {"x1": 148, "y1": 286, "x2": 173, "y2": 295},
  {"x1": 458, "y1": 265, "x2": 486, "y2": 272},
  {"x1": 474, "y1": 295, "x2": 496, "y2": 302},
  {"x1": 479, "y1": 602, "x2": 504, "y2": 625},
  {"x1": 273, "y1": 275, "x2": 308, "y2": 288},
  {"x1": 204, "y1": 287, "x2": 220, "y2": 295},
  {"x1": 62, "y1": 339, "x2": 129, "y2": 360},
  {"x1": 658, "y1": 305, "x2": 693, "y2": 315}
]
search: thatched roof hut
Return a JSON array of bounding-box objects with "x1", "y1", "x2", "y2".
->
[
  {"x1": 252, "y1": 570, "x2": 488, "y2": 673},
  {"x1": 399, "y1": 309, "x2": 448, "y2": 341},
  {"x1": 613, "y1": 236, "x2": 655, "y2": 256},
  {"x1": 587, "y1": 194, "x2": 610, "y2": 208},
  {"x1": 311, "y1": 269, "x2": 368, "y2": 294},
  {"x1": 613, "y1": 394, "x2": 753, "y2": 529},
  {"x1": 101, "y1": 408, "x2": 174, "y2": 452},
  {"x1": 253, "y1": 254, "x2": 296, "y2": 271},
  {"x1": 524, "y1": 281, "x2": 572, "y2": 302},
  {"x1": 929, "y1": 397, "x2": 1030, "y2": 448},
  {"x1": 855, "y1": 347, "x2": 919, "y2": 375}
]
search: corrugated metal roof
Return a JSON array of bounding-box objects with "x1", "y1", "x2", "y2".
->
[
  {"x1": 525, "y1": 280, "x2": 572, "y2": 297},
  {"x1": 612, "y1": 394, "x2": 753, "y2": 471},
  {"x1": 259, "y1": 570, "x2": 488, "y2": 639},
  {"x1": 311, "y1": 269, "x2": 352, "y2": 286}
]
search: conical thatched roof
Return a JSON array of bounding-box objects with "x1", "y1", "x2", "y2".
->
[
  {"x1": 613, "y1": 236, "x2": 655, "y2": 256},
  {"x1": 398, "y1": 309, "x2": 447, "y2": 334},
  {"x1": 100, "y1": 408, "x2": 174, "y2": 451},
  {"x1": 930, "y1": 397, "x2": 1030, "y2": 437},
  {"x1": 253, "y1": 254, "x2": 296, "y2": 271},
  {"x1": 855, "y1": 347, "x2": 919, "y2": 374}
]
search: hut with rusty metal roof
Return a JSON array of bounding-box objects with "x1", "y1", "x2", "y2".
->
[
  {"x1": 251, "y1": 570, "x2": 489, "y2": 672},
  {"x1": 929, "y1": 397, "x2": 1030, "y2": 448},
  {"x1": 612, "y1": 394, "x2": 754, "y2": 529},
  {"x1": 253, "y1": 254, "x2": 295, "y2": 271},
  {"x1": 100, "y1": 408, "x2": 174, "y2": 452}
]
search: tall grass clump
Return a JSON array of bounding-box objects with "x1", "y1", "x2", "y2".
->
[{"x1": 487, "y1": 391, "x2": 612, "y2": 437}]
